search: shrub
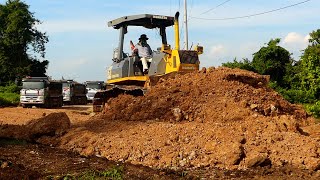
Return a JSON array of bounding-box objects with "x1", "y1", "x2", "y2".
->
[
  {"x1": 0, "y1": 83, "x2": 20, "y2": 107},
  {"x1": 305, "y1": 101, "x2": 320, "y2": 119},
  {"x1": 0, "y1": 92, "x2": 20, "y2": 107},
  {"x1": 0, "y1": 83, "x2": 21, "y2": 93},
  {"x1": 279, "y1": 89, "x2": 315, "y2": 104}
]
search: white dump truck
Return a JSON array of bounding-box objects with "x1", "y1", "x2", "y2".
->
[
  {"x1": 61, "y1": 80, "x2": 87, "y2": 105},
  {"x1": 84, "y1": 81, "x2": 105, "y2": 102},
  {"x1": 20, "y1": 77, "x2": 63, "y2": 108}
]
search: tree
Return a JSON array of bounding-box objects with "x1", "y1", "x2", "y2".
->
[
  {"x1": 297, "y1": 30, "x2": 320, "y2": 99},
  {"x1": 29, "y1": 58, "x2": 49, "y2": 77},
  {"x1": 309, "y1": 29, "x2": 320, "y2": 46},
  {"x1": 0, "y1": 0, "x2": 48, "y2": 83},
  {"x1": 251, "y1": 38, "x2": 292, "y2": 85},
  {"x1": 222, "y1": 58, "x2": 255, "y2": 72}
]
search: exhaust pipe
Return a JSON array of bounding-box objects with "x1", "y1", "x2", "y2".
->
[{"x1": 174, "y1": 12, "x2": 180, "y2": 50}]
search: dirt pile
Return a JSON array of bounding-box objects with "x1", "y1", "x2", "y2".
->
[
  {"x1": 0, "y1": 112, "x2": 70, "y2": 142},
  {"x1": 105, "y1": 67, "x2": 307, "y2": 122},
  {"x1": 58, "y1": 67, "x2": 320, "y2": 171}
]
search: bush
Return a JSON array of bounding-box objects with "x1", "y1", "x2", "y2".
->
[
  {"x1": 0, "y1": 92, "x2": 20, "y2": 107},
  {"x1": 279, "y1": 89, "x2": 315, "y2": 104},
  {"x1": 0, "y1": 84, "x2": 20, "y2": 107},
  {"x1": 0, "y1": 83, "x2": 21, "y2": 93},
  {"x1": 305, "y1": 101, "x2": 320, "y2": 118}
]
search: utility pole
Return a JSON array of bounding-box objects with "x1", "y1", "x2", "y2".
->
[{"x1": 184, "y1": 0, "x2": 188, "y2": 50}]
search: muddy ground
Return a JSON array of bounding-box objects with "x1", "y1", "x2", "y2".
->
[{"x1": 2, "y1": 67, "x2": 320, "y2": 179}]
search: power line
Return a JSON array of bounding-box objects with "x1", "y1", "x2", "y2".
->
[
  {"x1": 200, "y1": 0, "x2": 233, "y2": 15},
  {"x1": 189, "y1": 0, "x2": 195, "y2": 17},
  {"x1": 190, "y1": 0, "x2": 311, "y2": 21},
  {"x1": 187, "y1": 0, "x2": 195, "y2": 21}
]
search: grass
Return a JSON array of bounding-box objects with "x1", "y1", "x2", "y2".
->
[{"x1": 56, "y1": 166, "x2": 124, "y2": 180}]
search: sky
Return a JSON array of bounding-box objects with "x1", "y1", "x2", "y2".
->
[{"x1": 1, "y1": 0, "x2": 319, "y2": 82}]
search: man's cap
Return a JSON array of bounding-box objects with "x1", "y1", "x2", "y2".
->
[{"x1": 139, "y1": 34, "x2": 149, "y2": 40}]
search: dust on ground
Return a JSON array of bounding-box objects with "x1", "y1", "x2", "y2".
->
[{"x1": 2, "y1": 67, "x2": 320, "y2": 179}]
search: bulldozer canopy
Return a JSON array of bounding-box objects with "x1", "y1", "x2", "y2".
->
[{"x1": 108, "y1": 14, "x2": 174, "y2": 29}]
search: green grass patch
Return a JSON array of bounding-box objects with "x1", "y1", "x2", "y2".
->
[{"x1": 58, "y1": 166, "x2": 124, "y2": 180}]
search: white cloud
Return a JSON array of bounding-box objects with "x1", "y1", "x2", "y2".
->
[
  {"x1": 283, "y1": 32, "x2": 308, "y2": 44},
  {"x1": 282, "y1": 32, "x2": 310, "y2": 59},
  {"x1": 209, "y1": 45, "x2": 226, "y2": 56},
  {"x1": 304, "y1": 34, "x2": 311, "y2": 43}
]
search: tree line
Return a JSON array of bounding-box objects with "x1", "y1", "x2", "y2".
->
[
  {"x1": 0, "y1": 0, "x2": 48, "y2": 85},
  {"x1": 223, "y1": 30, "x2": 320, "y2": 117}
]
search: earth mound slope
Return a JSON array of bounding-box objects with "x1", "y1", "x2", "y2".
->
[
  {"x1": 0, "y1": 112, "x2": 70, "y2": 142},
  {"x1": 59, "y1": 67, "x2": 320, "y2": 170},
  {"x1": 105, "y1": 67, "x2": 307, "y2": 122}
]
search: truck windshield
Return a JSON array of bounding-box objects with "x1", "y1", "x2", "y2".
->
[
  {"x1": 86, "y1": 83, "x2": 102, "y2": 89},
  {"x1": 62, "y1": 83, "x2": 69, "y2": 88},
  {"x1": 22, "y1": 81, "x2": 45, "y2": 89}
]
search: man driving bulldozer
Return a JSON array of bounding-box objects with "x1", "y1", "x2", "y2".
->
[{"x1": 131, "y1": 34, "x2": 153, "y2": 74}]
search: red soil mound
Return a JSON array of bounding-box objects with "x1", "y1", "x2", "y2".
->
[{"x1": 58, "y1": 67, "x2": 320, "y2": 170}]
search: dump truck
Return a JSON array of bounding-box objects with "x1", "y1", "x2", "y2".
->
[
  {"x1": 84, "y1": 81, "x2": 105, "y2": 102},
  {"x1": 93, "y1": 12, "x2": 203, "y2": 112},
  {"x1": 61, "y1": 80, "x2": 87, "y2": 105},
  {"x1": 20, "y1": 77, "x2": 63, "y2": 108}
]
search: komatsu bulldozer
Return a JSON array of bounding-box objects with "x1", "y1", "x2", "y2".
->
[{"x1": 93, "y1": 12, "x2": 203, "y2": 112}]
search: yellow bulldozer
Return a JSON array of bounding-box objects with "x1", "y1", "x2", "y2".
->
[{"x1": 93, "y1": 12, "x2": 203, "y2": 112}]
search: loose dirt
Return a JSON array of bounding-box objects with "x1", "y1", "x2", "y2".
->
[{"x1": 2, "y1": 67, "x2": 320, "y2": 179}]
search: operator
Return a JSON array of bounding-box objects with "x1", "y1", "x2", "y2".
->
[{"x1": 131, "y1": 34, "x2": 153, "y2": 74}]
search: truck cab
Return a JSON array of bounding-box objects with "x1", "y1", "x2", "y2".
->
[
  {"x1": 61, "y1": 80, "x2": 87, "y2": 105},
  {"x1": 84, "y1": 81, "x2": 105, "y2": 102},
  {"x1": 20, "y1": 77, "x2": 63, "y2": 108}
]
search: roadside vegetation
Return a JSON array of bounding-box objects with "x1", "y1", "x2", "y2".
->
[
  {"x1": 223, "y1": 29, "x2": 320, "y2": 118},
  {"x1": 0, "y1": 0, "x2": 49, "y2": 108},
  {"x1": 0, "y1": 84, "x2": 20, "y2": 107}
]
